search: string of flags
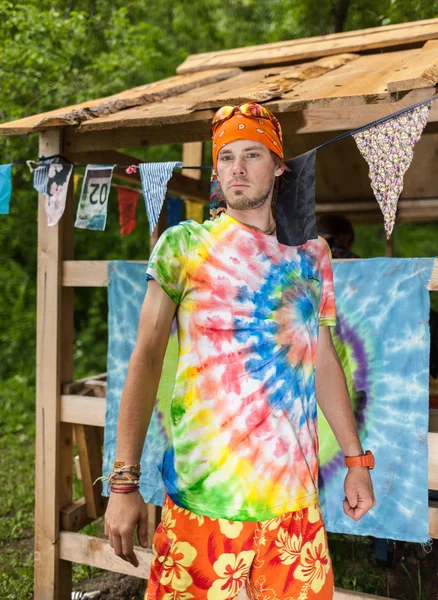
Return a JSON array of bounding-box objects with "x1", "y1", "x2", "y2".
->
[{"x1": 0, "y1": 94, "x2": 436, "y2": 243}]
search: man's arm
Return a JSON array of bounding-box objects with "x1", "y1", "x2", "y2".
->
[
  {"x1": 105, "y1": 280, "x2": 177, "y2": 566},
  {"x1": 315, "y1": 326, "x2": 375, "y2": 521}
]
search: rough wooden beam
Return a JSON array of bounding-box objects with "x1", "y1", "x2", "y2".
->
[
  {"x1": 177, "y1": 19, "x2": 438, "y2": 73},
  {"x1": 62, "y1": 254, "x2": 438, "y2": 290},
  {"x1": 430, "y1": 502, "x2": 438, "y2": 539},
  {"x1": 267, "y1": 52, "x2": 436, "y2": 113},
  {"x1": 62, "y1": 89, "x2": 437, "y2": 152},
  {"x1": 61, "y1": 395, "x2": 107, "y2": 426},
  {"x1": 0, "y1": 69, "x2": 241, "y2": 136},
  {"x1": 74, "y1": 425, "x2": 106, "y2": 520},
  {"x1": 333, "y1": 590, "x2": 395, "y2": 600},
  {"x1": 70, "y1": 149, "x2": 210, "y2": 202},
  {"x1": 427, "y1": 258, "x2": 438, "y2": 291},
  {"x1": 387, "y1": 40, "x2": 438, "y2": 92},
  {"x1": 60, "y1": 497, "x2": 106, "y2": 533},
  {"x1": 34, "y1": 129, "x2": 73, "y2": 600},
  {"x1": 430, "y1": 408, "x2": 438, "y2": 433},
  {"x1": 190, "y1": 54, "x2": 359, "y2": 110},
  {"x1": 59, "y1": 531, "x2": 153, "y2": 577}
]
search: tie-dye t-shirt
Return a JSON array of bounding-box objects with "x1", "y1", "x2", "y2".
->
[{"x1": 146, "y1": 212, "x2": 337, "y2": 521}]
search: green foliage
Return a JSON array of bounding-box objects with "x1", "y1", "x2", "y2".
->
[{"x1": 329, "y1": 533, "x2": 387, "y2": 595}]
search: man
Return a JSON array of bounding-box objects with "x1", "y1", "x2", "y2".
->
[
  {"x1": 316, "y1": 214, "x2": 360, "y2": 259},
  {"x1": 105, "y1": 103, "x2": 375, "y2": 600}
]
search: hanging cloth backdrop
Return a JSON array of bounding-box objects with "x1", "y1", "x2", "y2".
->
[{"x1": 103, "y1": 256, "x2": 434, "y2": 542}]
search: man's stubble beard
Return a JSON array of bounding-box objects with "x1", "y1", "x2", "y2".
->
[{"x1": 223, "y1": 179, "x2": 274, "y2": 212}]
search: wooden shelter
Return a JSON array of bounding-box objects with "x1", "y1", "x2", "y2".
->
[{"x1": 1, "y1": 18, "x2": 438, "y2": 600}]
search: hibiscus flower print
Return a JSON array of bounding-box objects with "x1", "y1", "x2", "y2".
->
[
  {"x1": 208, "y1": 550, "x2": 255, "y2": 600},
  {"x1": 162, "y1": 592, "x2": 195, "y2": 600},
  {"x1": 275, "y1": 528, "x2": 302, "y2": 565},
  {"x1": 294, "y1": 529, "x2": 331, "y2": 593},
  {"x1": 248, "y1": 575, "x2": 278, "y2": 600},
  {"x1": 162, "y1": 501, "x2": 176, "y2": 532},
  {"x1": 161, "y1": 531, "x2": 197, "y2": 592},
  {"x1": 307, "y1": 503, "x2": 321, "y2": 524},
  {"x1": 218, "y1": 519, "x2": 243, "y2": 539},
  {"x1": 175, "y1": 504, "x2": 205, "y2": 526}
]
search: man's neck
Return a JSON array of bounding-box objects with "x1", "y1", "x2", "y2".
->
[{"x1": 226, "y1": 205, "x2": 275, "y2": 234}]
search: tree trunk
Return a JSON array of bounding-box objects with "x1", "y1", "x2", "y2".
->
[{"x1": 332, "y1": 0, "x2": 351, "y2": 33}]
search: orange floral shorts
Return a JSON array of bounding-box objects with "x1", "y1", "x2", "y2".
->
[{"x1": 145, "y1": 495, "x2": 334, "y2": 600}]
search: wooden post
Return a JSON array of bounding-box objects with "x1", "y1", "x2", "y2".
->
[
  {"x1": 182, "y1": 142, "x2": 204, "y2": 220},
  {"x1": 182, "y1": 142, "x2": 204, "y2": 185},
  {"x1": 385, "y1": 235, "x2": 394, "y2": 257},
  {"x1": 34, "y1": 130, "x2": 74, "y2": 600}
]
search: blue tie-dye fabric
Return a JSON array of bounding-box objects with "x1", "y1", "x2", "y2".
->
[
  {"x1": 103, "y1": 262, "x2": 177, "y2": 505},
  {"x1": 103, "y1": 257, "x2": 434, "y2": 542},
  {"x1": 318, "y1": 257, "x2": 433, "y2": 543}
]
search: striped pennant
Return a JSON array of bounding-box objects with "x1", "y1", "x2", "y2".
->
[{"x1": 139, "y1": 162, "x2": 182, "y2": 233}]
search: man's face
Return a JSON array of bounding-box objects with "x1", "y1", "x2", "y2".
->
[{"x1": 216, "y1": 139, "x2": 284, "y2": 211}]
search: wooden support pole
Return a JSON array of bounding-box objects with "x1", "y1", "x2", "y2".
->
[
  {"x1": 34, "y1": 129, "x2": 74, "y2": 600},
  {"x1": 73, "y1": 424, "x2": 105, "y2": 519},
  {"x1": 182, "y1": 142, "x2": 205, "y2": 221},
  {"x1": 385, "y1": 236, "x2": 394, "y2": 257}
]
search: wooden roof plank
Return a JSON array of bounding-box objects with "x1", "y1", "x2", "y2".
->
[
  {"x1": 0, "y1": 68, "x2": 241, "y2": 136},
  {"x1": 387, "y1": 40, "x2": 438, "y2": 92},
  {"x1": 265, "y1": 50, "x2": 437, "y2": 112},
  {"x1": 190, "y1": 54, "x2": 359, "y2": 110},
  {"x1": 76, "y1": 48, "x2": 433, "y2": 132},
  {"x1": 177, "y1": 19, "x2": 438, "y2": 73}
]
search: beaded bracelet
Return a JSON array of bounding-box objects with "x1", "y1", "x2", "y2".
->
[{"x1": 94, "y1": 460, "x2": 142, "y2": 493}]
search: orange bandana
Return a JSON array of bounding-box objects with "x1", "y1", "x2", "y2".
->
[{"x1": 212, "y1": 110, "x2": 283, "y2": 169}]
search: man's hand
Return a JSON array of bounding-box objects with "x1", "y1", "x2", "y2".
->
[
  {"x1": 343, "y1": 466, "x2": 376, "y2": 521},
  {"x1": 104, "y1": 491, "x2": 149, "y2": 567}
]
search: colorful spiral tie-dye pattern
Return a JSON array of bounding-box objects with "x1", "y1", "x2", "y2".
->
[{"x1": 145, "y1": 213, "x2": 337, "y2": 521}]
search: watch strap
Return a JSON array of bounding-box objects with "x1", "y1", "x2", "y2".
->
[{"x1": 344, "y1": 450, "x2": 374, "y2": 470}]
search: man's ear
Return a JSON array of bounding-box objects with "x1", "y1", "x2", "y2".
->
[{"x1": 274, "y1": 165, "x2": 285, "y2": 177}]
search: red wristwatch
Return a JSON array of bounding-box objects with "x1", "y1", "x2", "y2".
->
[{"x1": 344, "y1": 450, "x2": 375, "y2": 470}]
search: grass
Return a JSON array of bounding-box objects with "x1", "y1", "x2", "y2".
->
[
  {"x1": 0, "y1": 374, "x2": 108, "y2": 598},
  {"x1": 1, "y1": 371, "x2": 437, "y2": 599}
]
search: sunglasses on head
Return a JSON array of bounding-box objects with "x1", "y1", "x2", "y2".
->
[{"x1": 212, "y1": 103, "x2": 282, "y2": 141}]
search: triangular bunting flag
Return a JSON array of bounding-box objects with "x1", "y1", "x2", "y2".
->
[
  {"x1": 75, "y1": 165, "x2": 115, "y2": 231},
  {"x1": 167, "y1": 196, "x2": 183, "y2": 227},
  {"x1": 45, "y1": 160, "x2": 73, "y2": 226},
  {"x1": 138, "y1": 162, "x2": 182, "y2": 233},
  {"x1": 185, "y1": 199, "x2": 204, "y2": 223},
  {"x1": 116, "y1": 185, "x2": 140, "y2": 235},
  {"x1": 0, "y1": 165, "x2": 12, "y2": 214},
  {"x1": 31, "y1": 156, "x2": 73, "y2": 226},
  {"x1": 353, "y1": 102, "x2": 431, "y2": 237}
]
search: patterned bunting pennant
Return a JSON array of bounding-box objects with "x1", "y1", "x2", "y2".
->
[
  {"x1": 32, "y1": 156, "x2": 73, "y2": 226},
  {"x1": 45, "y1": 160, "x2": 73, "y2": 226},
  {"x1": 75, "y1": 165, "x2": 115, "y2": 231},
  {"x1": 0, "y1": 165, "x2": 12, "y2": 214},
  {"x1": 353, "y1": 102, "x2": 431, "y2": 238},
  {"x1": 185, "y1": 199, "x2": 204, "y2": 223},
  {"x1": 139, "y1": 162, "x2": 182, "y2": 233},
  {"x1": 116, "y1": 185, "x2": 140, "y2": 235}
]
